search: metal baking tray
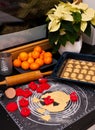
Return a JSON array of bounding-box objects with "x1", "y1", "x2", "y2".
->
[{"x1": 52, "y1": 52, "x2": 95, "y2": 87}]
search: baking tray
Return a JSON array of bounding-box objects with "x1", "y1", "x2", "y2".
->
[{"x1": 52, "y1": 52, "x2": 95, "y2": 87}]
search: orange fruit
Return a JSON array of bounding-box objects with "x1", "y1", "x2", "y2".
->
[
  {"x1": 13, "y1": 59, "x2": 21, "y2": 67},
  {"x1": 28, "y1": 52, "x2": 33, "y2": 58},
  {"x1": 32, "y1": 51, "x2": 40, "y2": 59},
  {"x1": 40, "y1": 50, "x2": 45, "y2": 59},
  {"x1": 41, "y1": 50, "x2": 45, "y2": 54},
  {"x1": 27, "y1": 57, "x2": 34, "y2": 64},
  {"x1": 19, "y1": 52, "x2": 28, "y2": 61},
  {"x1": 44, "y1": 52, "x2": 52, "y2": 58},
  {"x1": 35, "y1": 58, "x2": 44, "y2": 67},
  {"x1": 34, "y1": 46, "x2": 42, "y2": 53},
  {"x1": 44, "y1": 57, "x2": 53, "y2": 64},
  {"x1": 40, "y1": 54, "x2": 44, "y2": 59},
  {"x1": 30, "y1": 62, "x2": 40, "y2": 70},
  {"x1": 21, "y1": 61, "x2": 30, "y2": 70}
]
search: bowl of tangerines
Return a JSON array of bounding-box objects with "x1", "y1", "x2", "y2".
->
[{"x1": 13, "y1": 46, "x2": 57, "y2": 72}]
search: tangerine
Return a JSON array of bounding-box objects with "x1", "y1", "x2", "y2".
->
[
  {"x1": 30, "y1": 62, "x2": 40, "y2": 70},
  {"x1": 35, "y1": 58, "x2": 44, "y2": 67},
  {"x1": 19, "y1": 52, "x2": 28, "y2": 61},
  {"x1": 21, "y1": 61, "x2": 30, "y2": 70},
  {"x1": 44, "y1": 52, "x2": 52, "y2": 58},
  {"x1": 34, "y1": 46, "x2": 42, "y2": 53},
  {"x1": 27, "y1": 57, "x2": 34, "y2": 64},
  {"x1": 13, "y1": 59, "x2": 21, "y2": 67},
  {"x1": 32, "y1": 51, "x2": 40, "y2": 59},
  {"x1": 28, "y1": 52, "x2": 33, "y2": 58},
  {"x1": 44, "y1": 57, "x2": 53, "y2": 64},
  {"x1": 40, "y1": 50, "x2": 45, "y2": 59}
]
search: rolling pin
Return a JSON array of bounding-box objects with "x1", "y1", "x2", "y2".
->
[{"x1": 0, "y1": 70, "x2": 52, "y2": 86}]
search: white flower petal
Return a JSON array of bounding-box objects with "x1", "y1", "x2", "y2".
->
[
  {"x1": 78, "y1": 3, "x2": 88, "y2": 10},
  {"x1": 62, "y1": 14, "x2": 73, "y2": 21},
  {"x1": 48, "y1": 20, "x2": 61, "y2": 32},
  {"x1": 82, "y1": 8, "x2": 95, "y2": 21},
  {"x1": 91, "y1": 17, "x2": 95, "y2": 26},
  {"x1": 81, "y1": 21, "x2": 87, "y2": 32}
]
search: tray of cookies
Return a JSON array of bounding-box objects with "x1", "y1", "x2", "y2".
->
[{"x1": 52, "y1": 52, "x2": 95, "y2": 86}]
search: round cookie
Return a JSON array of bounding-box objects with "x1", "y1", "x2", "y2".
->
[
  {"x1": 67, "y1": 64, "x2": 73, "y2": 68},
  {"x1": 70, "y1": 73, "x2": 77, "y2": 78},
  {"x1": 5, "y1": 88, "x2": 16, "y2": 99},
  {"x1": 87, "y1": 62, "x2": 93, "y2": 66},
  {"x1": 65, "y1": 67, "x2": 72, "y2": 72},
  {"x1": 77, "y1": 74, "x2": 83, "y2": 80},
  {"x1": 81, "y1": 69, "x2": 87, "y2": 74},
  {"x1": 85, "y1": 75, "x2": 91, "y2": 81},
  {"x1": 88, "y1": 70, "x2": 94, "y2": 75},
  {"x1": 63, "y1": 72, "x2": 69, "y2": 77},
  {"x1": 92, "y1": 76, "x2": 95, "y2": 82},
  {"x1": 73, "y1": 68, "x2": 80, "y2": 73},
  {"x1": 80, "y1": 61, "x2": 86, "y2": 65}
]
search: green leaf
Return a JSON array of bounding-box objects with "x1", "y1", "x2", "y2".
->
[
  {"x1": 61, "y1": 21, "x2": 74, "y2": 33},
  {"x1": 48, "y1": 31, "x2": 59, "y2": 45},
  {"x1": 66, "y1": 32, "x2": 78, "y2": 44},
  {"x1": 73, "y1": 23, "x2": 80, "y2": 32},
  {"x1": 72, "y1": 12, "x2": 81, "y2": 23},
  {"x1": 59, "y1": 35, "x2": 67, "y2": 46},
  {"x1": 52, "y1": 44, "x2": 60, "y2": 53}
]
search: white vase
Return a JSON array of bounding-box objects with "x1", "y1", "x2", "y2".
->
[{"x1": 58, "y1": 36, "x2": 82, "y2": 55}]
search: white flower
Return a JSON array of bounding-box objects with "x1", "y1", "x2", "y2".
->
[
  {"x1": 81, "y1": 21, "x2": 87, "y2": 32},
  {"x1": 91, "y1": 16, "x2": 95, "y2": 26},
  {"x1": 82, "y1": 8, "x2": 95, "y2": 21},
  {"x1": 46, "y1": 1, "x2": 95, "y2": 51},
  {"x1": 48, "y1": 19, "x2": 61, "y2": 32},
  {"x1": 78, "y1": 3, "x2": 88, "y2": 10}
]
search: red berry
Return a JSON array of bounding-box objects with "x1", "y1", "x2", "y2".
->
[
  {"x1": 16, "y1": 88, "x2": 24, "y2": 96},
  {"x1": 6, "y1": 102, "x2": 18, "y2": 112},
  {"x1": 19, "y1": 98, "x2": 29, "y2": 107},
  {"x1": 23, "y1": 88, "x2": 32, "y2": 98},
  {"x1": 39, "y1": 83, "x2": 50, "y2": 91},
  {"x1": 28, "y1": 82, "x2": 38, "y2": 91},
  {"x1": 39, "y1": 78, "x2": 47, "y2": 84},
  {"x1": 43, "y1": 96, "x2": 54, "y2": 105},
  {"x1": 20, "y1": 107, "x2": 31, "y2": 117},
  {"x1": 36, "y1": 87, "x2": 44, "y2": 93},
  {"x1": 70, "y1": 92, "x2": 78, "y2": 102},
  {"x1": 38, "y1": 84, "x2": 45, "y2": 90},
  {"x1": 43, "y1": 83, "x2": 50, "y2": 90}
]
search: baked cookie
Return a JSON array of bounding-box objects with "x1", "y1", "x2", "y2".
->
[
  {"x1": 77, "y1": 74, "x2": 83, "y2": 80},
  {"x1": 88, "y1": 70, "x2": 94, "y2": 75},
  {"x1": 73, "y1": 68, "x2": 80, "y2": 73},
  {"x1": 70, "y1": 73, "x2": 77, "y2": 78},
  {"x1": 75, "y1": 65, "x2": 81, "y2": 69},
  {"x1": 62, "y1": 72, "x2": 69, "y2": 77},
  {"x1": 81, "y1": 69, "x2": 87, "y2": 74},
  {"x1": 85, "y1": 75, "x2": 91, "y2": 81},
  {"x1": 65, "y1": 67, "x2": 72, "y2": 72}
]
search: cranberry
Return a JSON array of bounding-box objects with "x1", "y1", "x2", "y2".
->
[
  {"x1": 28, "y1": 82, "x2": 38, "y2": 91},
  {"x1": 23, "y1": 88, "x2": 32, "y2": 98},
  {"x1": 20, "y1": 107, "x2": 31, "y2": 117},
  {"x1": 16, "y1": 88, "x2": 24, "y2": 96},
  {"x1": 6, "y1": 102, "x2": 18, "y2": 112},
  {"x1": 19, "y1": 98, "x2": 29, "y2": 107}
]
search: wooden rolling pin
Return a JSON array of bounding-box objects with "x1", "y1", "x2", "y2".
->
[{"x1": 0, "y1": 70, "x2": 52, "y2": 86}]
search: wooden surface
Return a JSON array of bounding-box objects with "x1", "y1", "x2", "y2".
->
[{"x1": 3, "y1": 39, "x2": 51, "y2": 60}]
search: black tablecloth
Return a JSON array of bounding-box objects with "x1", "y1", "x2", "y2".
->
[{"x1": 1, "y1": 42, "x2": 95, "y2": 130}]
